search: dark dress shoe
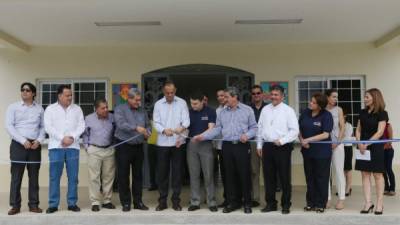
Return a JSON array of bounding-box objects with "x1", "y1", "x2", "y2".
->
[
  {"x1": 282, "y1": 208, "x2": 290, "y2": 214},
  {"x1": 46, "y1": 207, "x2": 58, "y2": 214},
  {"x1": 173, "y1": 203, "x2": 182, "y2": 211},
  {"x1": 134, "y1": 202, "x2": 149, "y2": 210},
  {"x1": 29, "y1": 207, "x2": 43, "y2": 213},
  {"x1": 261, "y1": 205, "x2": 277, "y2": 213},
  {"x1": 188, "y1": 205, "x2": 200, "y2": 211},
  {"x1": 102, "y1": 203, "x2": 116, "y2": 209},
  {"x1": 244, "y1": 207, "x2": 252, "y2": 214},
  {"x1": 209, "y1": 206, "x2": 218, "y2": 212},
  {"x1": 251, "y1": 201, "x2": 260, "y2": 207},
  {"x1": 122, "y1": 205, "x2": 131, "y2": 212},
  {"x1": 91, "y1": 205, "x2": 100, "y2": 212},
  {"x1": 8, "y1": 208, "x2": 20, "y2": 215},
  {"x1": 68, "y1": 205, "x2": 81, "y2": 212},
  {"x1": 155, "y1": 204, "x2": 167, "y2": 211},
  {"x1": 223, "y1": 205, "x2": 240, "y2": 213},
  {"x1": 218, "y1": 201, "x2": 228, "y2": 208}
]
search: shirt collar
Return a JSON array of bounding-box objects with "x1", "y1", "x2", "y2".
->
[
  {"x1": 162, "y1": 96, "x2": 177, "y2": 104},
  {"x1": 20, "y1": 101, "x2": 37, "y2": 106}
]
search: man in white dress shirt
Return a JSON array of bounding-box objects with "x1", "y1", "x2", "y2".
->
[
  {"x1": 44, "y1": 85, "x2": 85, "y2": 214},
  {"x1": 256, "y1": 85, "x2": 299, "y2": 214},
  {"x1": 153, "y1": 81, "x2": 190, "y2": 211}
]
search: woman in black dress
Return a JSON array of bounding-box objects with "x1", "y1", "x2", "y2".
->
[{"x1": 355, "y1": 88, "x2": 388, "y2": 215}]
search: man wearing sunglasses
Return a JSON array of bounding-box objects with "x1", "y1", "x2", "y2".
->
[{"x1": 5, "y1": 82, "x2": 45, "y2": 215}]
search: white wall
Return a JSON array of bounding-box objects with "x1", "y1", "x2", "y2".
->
[{"x1": 0, "y1": 42, "x2": 399, "y2": 192}]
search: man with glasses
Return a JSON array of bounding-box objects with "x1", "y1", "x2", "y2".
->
[
  {"x1": 249, "y1": 85, "x2": 267, "y2": 207},
  {"x1": 5, "y1": 82, "x2": 46, "y2": 215}
]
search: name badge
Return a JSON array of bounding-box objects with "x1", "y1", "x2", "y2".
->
[
  {"x1": 313, "y1": 121, "x2": 321, "y2": 127},
  {"x1": 201, "y1": 116, "x2": 209, "y2": 121}
]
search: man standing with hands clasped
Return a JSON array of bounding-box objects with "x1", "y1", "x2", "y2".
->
[{"x1": 257, "y1": 85, "x2": 299, "y2": 214}]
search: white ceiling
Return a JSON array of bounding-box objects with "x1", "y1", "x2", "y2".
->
[{"x1": 0, "y1": 0, "x2": 399, "y2": 46}]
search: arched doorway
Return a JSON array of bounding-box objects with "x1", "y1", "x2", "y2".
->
[{"x1": 142, "y1": 64, "x2": 255, "y2": 115}]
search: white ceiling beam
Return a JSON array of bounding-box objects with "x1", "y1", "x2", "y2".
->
[
  {"x1": 0, "y1": 30, "x2": 31, "y2": 52},
  {"x1": 374, "y1": 25, "x2": 400, "y2": 48}
]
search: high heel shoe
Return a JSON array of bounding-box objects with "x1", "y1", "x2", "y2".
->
[
  {"x1": 360, "y1": 204, "x2": 374, "y2": 214},
  {"x1": 345, "y1": 188, "x2": 352, "y2": 197},
  {"x1": 374, "y1": 206, "x2": 383, "y2": 215}
]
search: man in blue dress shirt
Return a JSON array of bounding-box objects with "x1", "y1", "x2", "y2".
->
[{"x1": 194, "y1": 87, "x2": 257, "y2": 214}]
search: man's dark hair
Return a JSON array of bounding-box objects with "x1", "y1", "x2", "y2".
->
[
  {"x1": 190, "y1": 91, "x2": 204, "y2": 101},
  {"x1": 57, "y1": 84, "x2": 72, "y2": 95},
  {"x1": 94, "y1": 98, "x2": 108, "y2": 109},
  {"x1": 20, "y1": 82, "x2": 37, "y2": 100},
  {"x1": 251, "y1": 84, "x2": 263, "y2": 92},
  {"x1": 269, "y1": 85, "x2": 285, "y2": 95},
  {"x1": 163, "y1": 80, "x2": 175, "y2": 88}
]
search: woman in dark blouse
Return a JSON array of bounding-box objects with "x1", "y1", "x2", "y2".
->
[
  {"x1": 299, "y1": 92, "x2": 333, "y2": 213},
  {"x1": 355, "y1": 88, "x2": 388, "y2": 215}
]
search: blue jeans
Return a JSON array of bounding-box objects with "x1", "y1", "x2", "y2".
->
[{"x1": 48, "y1": 148, "x2": 79, "y2": 208}]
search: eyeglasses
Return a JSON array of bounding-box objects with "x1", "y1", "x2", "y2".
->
[
  {"x1": 21, "y1": 88, "x2": 32, "y2": 93},
  {"x1": 251, "y1": 92, "x2": 262, "y2": 95}
]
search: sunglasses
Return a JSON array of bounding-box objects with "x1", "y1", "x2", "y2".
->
[
  {"x1": 251, "y1": 92, "x2": 262, "y2": 95},
  {"x1": 21, "y1": 88, "x2": 32, "y2": 93}
]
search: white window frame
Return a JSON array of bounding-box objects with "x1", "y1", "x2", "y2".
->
[
  {"x1": 295, "y1": 75, "x2": 366, "y2": 130},
  {"x1": 36, "y1": 78, "x2": 109, "y2": 108}
]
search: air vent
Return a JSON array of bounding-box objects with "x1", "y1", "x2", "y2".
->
[
  {"x1": 95, "y1": 21, "x2": 162, "y2": 27},
  {"x1": 235, "y1": 19, "x2": 303, "y2": 25}
]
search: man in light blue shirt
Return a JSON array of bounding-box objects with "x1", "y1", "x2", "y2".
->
[
  {"x1": 5, "y1": 82, "x2": 45, "y2": 215},
  {"x1": 153, "y1": 81, "x2": 190, "y2": 211},
  {"x1": 194, "y1": 87, "x2": 257, "y2": 214}
]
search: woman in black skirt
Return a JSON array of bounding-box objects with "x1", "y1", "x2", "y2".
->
[{"x1": 355, "y1": 88, "x2": 388, "y2": 215}]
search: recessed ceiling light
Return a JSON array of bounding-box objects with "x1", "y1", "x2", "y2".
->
[
  {"x1": 94, "y1": 21, "x2": 162, "y2": 27},
  {"x1": 235, "y1": 19, "x2": 303, "y2": 25}
]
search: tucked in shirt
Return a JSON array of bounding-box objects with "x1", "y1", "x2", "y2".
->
[
  {"x1": 114, "y1": 104, "x2": 151, "y2": 145},
  {"x1": 5, "y1": 101, "x2": 45, "y2": 145},
  {"x1": 256, "y1": 102, "x2": 299, "y2": 149},
  {"x1": 44, "y1": 102, "x2": 85, "y2": 150},
  {"x1": 203, "y1": 102, "x2": 257, "y2": 141},
  {"x1": 153, "y1": 96, "x2": 190, "y2": 147},
  {"x1": 189, "y1": 106, "x2": 216, "y2": 137},
  {"x1": 299, "y1": 108, "x2": 333, "y2": 159},
  {"x1": 82, "y1": 112, "x2": 115, "y2": 148}
]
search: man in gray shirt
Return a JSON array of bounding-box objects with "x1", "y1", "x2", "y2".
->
[
  {"x1": 114, "y1": 88, "x2": 151, "y2": 212},
  {"x1": 5, "y1": 82, "x2": 45, "y2": 215},
  {"x1": 82, "y1": 99, "x2": 116, "y2": 212}
]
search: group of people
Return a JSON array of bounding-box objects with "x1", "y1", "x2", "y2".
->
[{"x1": 5, "y1": 81, "x2": 396, "y2": 216}]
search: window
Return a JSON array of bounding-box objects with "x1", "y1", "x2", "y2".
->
[
  {"x1": 38, "y1": 79, "x2": 108, "y2": 116},
  {"x1": 295, "y1": 75, "x2": 365, "y2": 129}
]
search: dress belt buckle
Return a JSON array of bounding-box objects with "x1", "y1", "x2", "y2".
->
[{"x1": 232, "y1": 140, "x2": 239, "y2": 145}]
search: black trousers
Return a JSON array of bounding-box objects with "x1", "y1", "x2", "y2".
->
[
  {"x1": 215, "y1": 149, "x2": 227, "y2": 201},
  {"x1": 303, "y1": 156, "x2": 331, "y2": 208},
  {"x1": 9, "y1": 140, "x2": 41, "y2": 208},
  {"x1": 147, "y1": 144, "x2": 158, "y2": 188},
  {"x1": 262, "y1": 143, "x2": 293, "y2": 209},
  {"x1": 157, "y1": 146, "x2": 184, "y2": 204},
  {"x1": 222, "y1": 142, "x2": 251, "y2": 207},
  {"x1": 115, "y1": 141, "x2": 144, "y2": 206}
]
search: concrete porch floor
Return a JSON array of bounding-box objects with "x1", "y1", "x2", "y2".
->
[{"x1": 0, "y1": 186, "x2": 399, "y2": 225}]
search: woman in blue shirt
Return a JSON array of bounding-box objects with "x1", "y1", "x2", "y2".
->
[{"x1": 299, "y1": 92, "x2": 333, "y2": 213}]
